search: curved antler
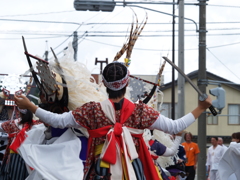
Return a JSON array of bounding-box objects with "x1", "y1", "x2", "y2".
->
[
  {"x1": 113, "y1": 10, "x2": 148, "y2": 66},
  {"x1": 126, "y1": 11, "x2": 148, "y2": 61},
  {"x1": 142, "y1": 61, "x2": 166, "y2": 104}
]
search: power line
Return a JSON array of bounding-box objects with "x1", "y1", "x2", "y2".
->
[
  {"x1": 0, "y1": 10, "x2": 75, "y2": 17},
  {"x1": 208, "y1": 4, "x2": 240, "y2": 8},
  {"x1": 1, "y1": 26, "x2": 240, "y2": 35},
  {"x1": 2, "y1": 31, "x2": 240, "y2": 39},
  {"x1": 0, "y1": 35, "x2": 71, "y2": 40},
  {"x1": 207, "y1": 48, "x2": 240, "y2": 81},
  {"x1": 0, "y1": 3, "x2": 239, "y2": 18},
  {"x1": 1, "y1": 28, "x2": 240, "y2": 37},
  {"x1": 0, "y1": 18, "x2": 81, "y2": 26},
  {"x1": 52, "y1": 24, "x2": 83, "y2": 50},
  {"x1": 53, "y1": 7, "x2": 126, "y2": 55},
  {"x1": 64, "y1": 33, "x2": 240, "y2": 37},
  {"x1": 2, "y1": 18, "x2": 240, "y2": 25},
  {"x1": 52, "y1": 11, "x2": 103, "y2": 52},
  {"x1": 207, "y1": 42, "x2": 240, "y2": 49},
  {"x1": 83, "y1": 38, "x2": 240, "y2": 51},
  {"x1": 53, "y1": 12, "x2": 105, "y2": 55}
]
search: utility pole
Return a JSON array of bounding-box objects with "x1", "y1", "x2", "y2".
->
[
  {"x1": 95, "y1": 58, "x2": 108, "y2": 74},
  {"x1": 44, "y1": 40, "x2": 48, "y2": 61},
  {"x1": 197, "y1": 0, "x2": 208, "y2": 179},
  {"x1": 177, "y1": 0, "x2": 185, "y2": 118},
  {"x1": 171, "y1": 0, "x2": 175, "y2": 119},
  {"x1": 72, "y1": 31, "x2": 78, "y2": 61}
]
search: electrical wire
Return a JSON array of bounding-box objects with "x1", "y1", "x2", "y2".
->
[
  {"x1": 1, "y1": 31, "x2": 240, "y2": 37},
  {"x1": 2, "y1": 18, "x2": 240, "y2": 26},
  {"x1": 0, "y1": 35, "x2": 71, "y2": 40},
  {"x1": 82, "y1": 38, "x2": 240, "y2": 51},
  {"x1": 52, "y1": 24, "x2": 83, "y2": 50},
  {"x1": 0, "y1": 18, "x2": 81, "y2": 25},
  {"x1": 1, "y1": 31, "x2": 240, "y2": 39},
  {"x1": 207, "y1": 42, "x2": 240, "y2": 49},
  {"x1": 1, "y1": 26, "x2": 240, "y2": 34},
  {"x1": 0, "y1": 10, "x2": 75, "y2": 17},
  {"x1": 51, "y1": 11, "x2": 102, "y2": 52},
  {"x1": 53, "y1": 7, "x2": 126, "y2": 56},
  {"x1": 208, "y1": 4, "x2": 240, "y2": 8},
  {"x1": 207, "y1": 48, "x2": 240, "y2": 81},
  {"x1": 51, "y1": 11, "x2": 109, "y2": 57}
]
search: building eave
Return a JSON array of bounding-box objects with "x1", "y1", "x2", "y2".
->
[{"x1": 159, "y1": 70, "x2": 240, "y2": 91}]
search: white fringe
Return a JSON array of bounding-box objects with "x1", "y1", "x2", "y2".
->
[
  {"x1": 153, "y1": 130, "x2": 175, "y2": 168},
  {"x1": 49, "y1": 43, "x2": 108, "y2": 110}
]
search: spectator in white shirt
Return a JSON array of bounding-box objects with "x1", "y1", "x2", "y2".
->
[
  {"x1": 218, "y1": 132, "x2": 240, "y2": 180},
  {"x1": 206, "y1": 137, "x2": 225, "y2": 180},
  {"x1": 218, "y1": 137, "x2": 228, "y2": 153}
]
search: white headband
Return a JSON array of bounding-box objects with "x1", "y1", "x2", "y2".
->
[{"x1": 102, "y1": 70, "x2": 129, "y2": 91}]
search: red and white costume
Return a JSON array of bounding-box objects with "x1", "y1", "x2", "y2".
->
[{"x1": 33, "y1": 97, "x2": 196, "y2": 180}]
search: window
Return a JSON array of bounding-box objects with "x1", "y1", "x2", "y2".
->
[
  {"x1": 228, "y1": 104, "x2": 240, "y2": 124},
  {"x1": 207, "y1": 115, "x2": 218, "y2": 125},
  {"x1": 158, "y1": 102, "x2": 178, "y2": 119}
]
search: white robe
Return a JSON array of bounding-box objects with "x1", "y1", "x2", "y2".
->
[
  {"x1": 206, "y1": 145, "x2": 225, "y2": 170},
  {"x1": 18, "y1": 124, "x2": 84, "y2": 180},
  {"x1": 218, "y1": 142, "x2": 240, "y2": 180},
  {"x1": 206, "y1": 145, "x2": 225, "y2": 180}
]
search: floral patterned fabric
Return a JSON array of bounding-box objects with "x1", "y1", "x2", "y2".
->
[
  {"x1": 1, "y1": 119, "x2": 42, "y2": 162},
  {"x1": 72, "y1": 99, "x2": 159, "y2": 180}
]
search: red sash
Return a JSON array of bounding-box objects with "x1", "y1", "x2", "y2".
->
[
  {"x1": 86, "y1": 98, "x2": 160, "y2": 180},
  {"x1": 87, "y1": 98, "x2": 135, "y2": 163},
  {"x1": 9, "y1": 123, "x2": 32, "y2": 153}
]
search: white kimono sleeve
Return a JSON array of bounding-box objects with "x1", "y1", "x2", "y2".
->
[
  {"x1": 35, "y1": 108, "x2": 81, "y2": 129},
  {"x1": 149, "y1": 113, "x2": 195, "y2": 134},
  {"x1": 162, "y1": 136, "x2": 182, "y2": 157}
]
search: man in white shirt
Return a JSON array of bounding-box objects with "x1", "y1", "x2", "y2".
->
[
  {"x1": 218, "y1": 137, "x2": 228, "y2": 153},
  {"x1": 206, "y1": 137, "x2": 225, "y2": 180}
]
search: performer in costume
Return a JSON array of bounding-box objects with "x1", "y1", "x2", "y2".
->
[
  {"x1": 0, "y1": 74, "x2": 41, "y2": 180},
  {"x1": 14, "y1": 60, "x2": 212, "y2": 180},
  {"x1": 21, "y1": 38, "x2": 94, "y2": 168},
  {"x1": 143, "y1": 129, "x2": 183, "y2": 180},
  {"x1": 16, "y1": 41, "x2": 107, "y2": 180},
  {"x1": 0, "y1": 108, "x2": 41, "y2": 180},
  {"x1": 218, "y1": 132, "x2": 240, "y2": 180},
  {"x1": 206, "y1": 137, "x2": 225, "y2": 180},
  {"x1": 16, "y1": 13, "x2": 212, "y2": 180},
  {"x1": 166, "y1": 135, "x2": 187, "y2": 179}
]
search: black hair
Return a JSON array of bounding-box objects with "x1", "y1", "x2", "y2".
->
[
  {"x1": 38, "y1": 103, "x2": 64, "y2": 114},
  {"x1": 103, "y1": 62, "x2": 128, "y2": 99},
  {"x1": 106, "y1": 87, "x2": 127, "y2": 99},
  {"x1": 232, "y1": 132, "x2": 240, "y2": 142},
  {"x1": 211, "y1": 137, "x2": 218, "y2": 141},
  {"x1": 19, "y1": 109, "x2": 33, "y2": 127}
]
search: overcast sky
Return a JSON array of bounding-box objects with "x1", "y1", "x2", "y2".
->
[{"x1": 0, "y1": 0, "x2": 240, "y2": 85}]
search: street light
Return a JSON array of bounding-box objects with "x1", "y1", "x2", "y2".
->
[
  {"x1": 209, "y1": 87, "x2": 226, "y2": 113},
  {"x1": 74, "y1": 0, "x2": 116, "y2": 12},
  {"x1": 73, "y1": 1, "x2": 199, "y2": 32}
]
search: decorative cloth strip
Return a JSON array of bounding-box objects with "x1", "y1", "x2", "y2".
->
[
  {"x1": 88, "y1": 99, "x2": 160, "y2": 180},
  {"x1": 99, "y1": 99, "x2": 136, "y2": 179},
  {"x1": 9, "y1": 123, "x2": 31, "y2": 153},
  {"x1": 100, "y1": 124, "x2": 143, "y2": 180},
  {"x1": 102, "y1": 68, "x2": 130, "y2": 91}
]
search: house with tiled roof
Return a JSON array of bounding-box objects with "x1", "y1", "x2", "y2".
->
[{"x1": 159, "y1": 70, "x2": 240, "y2": 145}]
